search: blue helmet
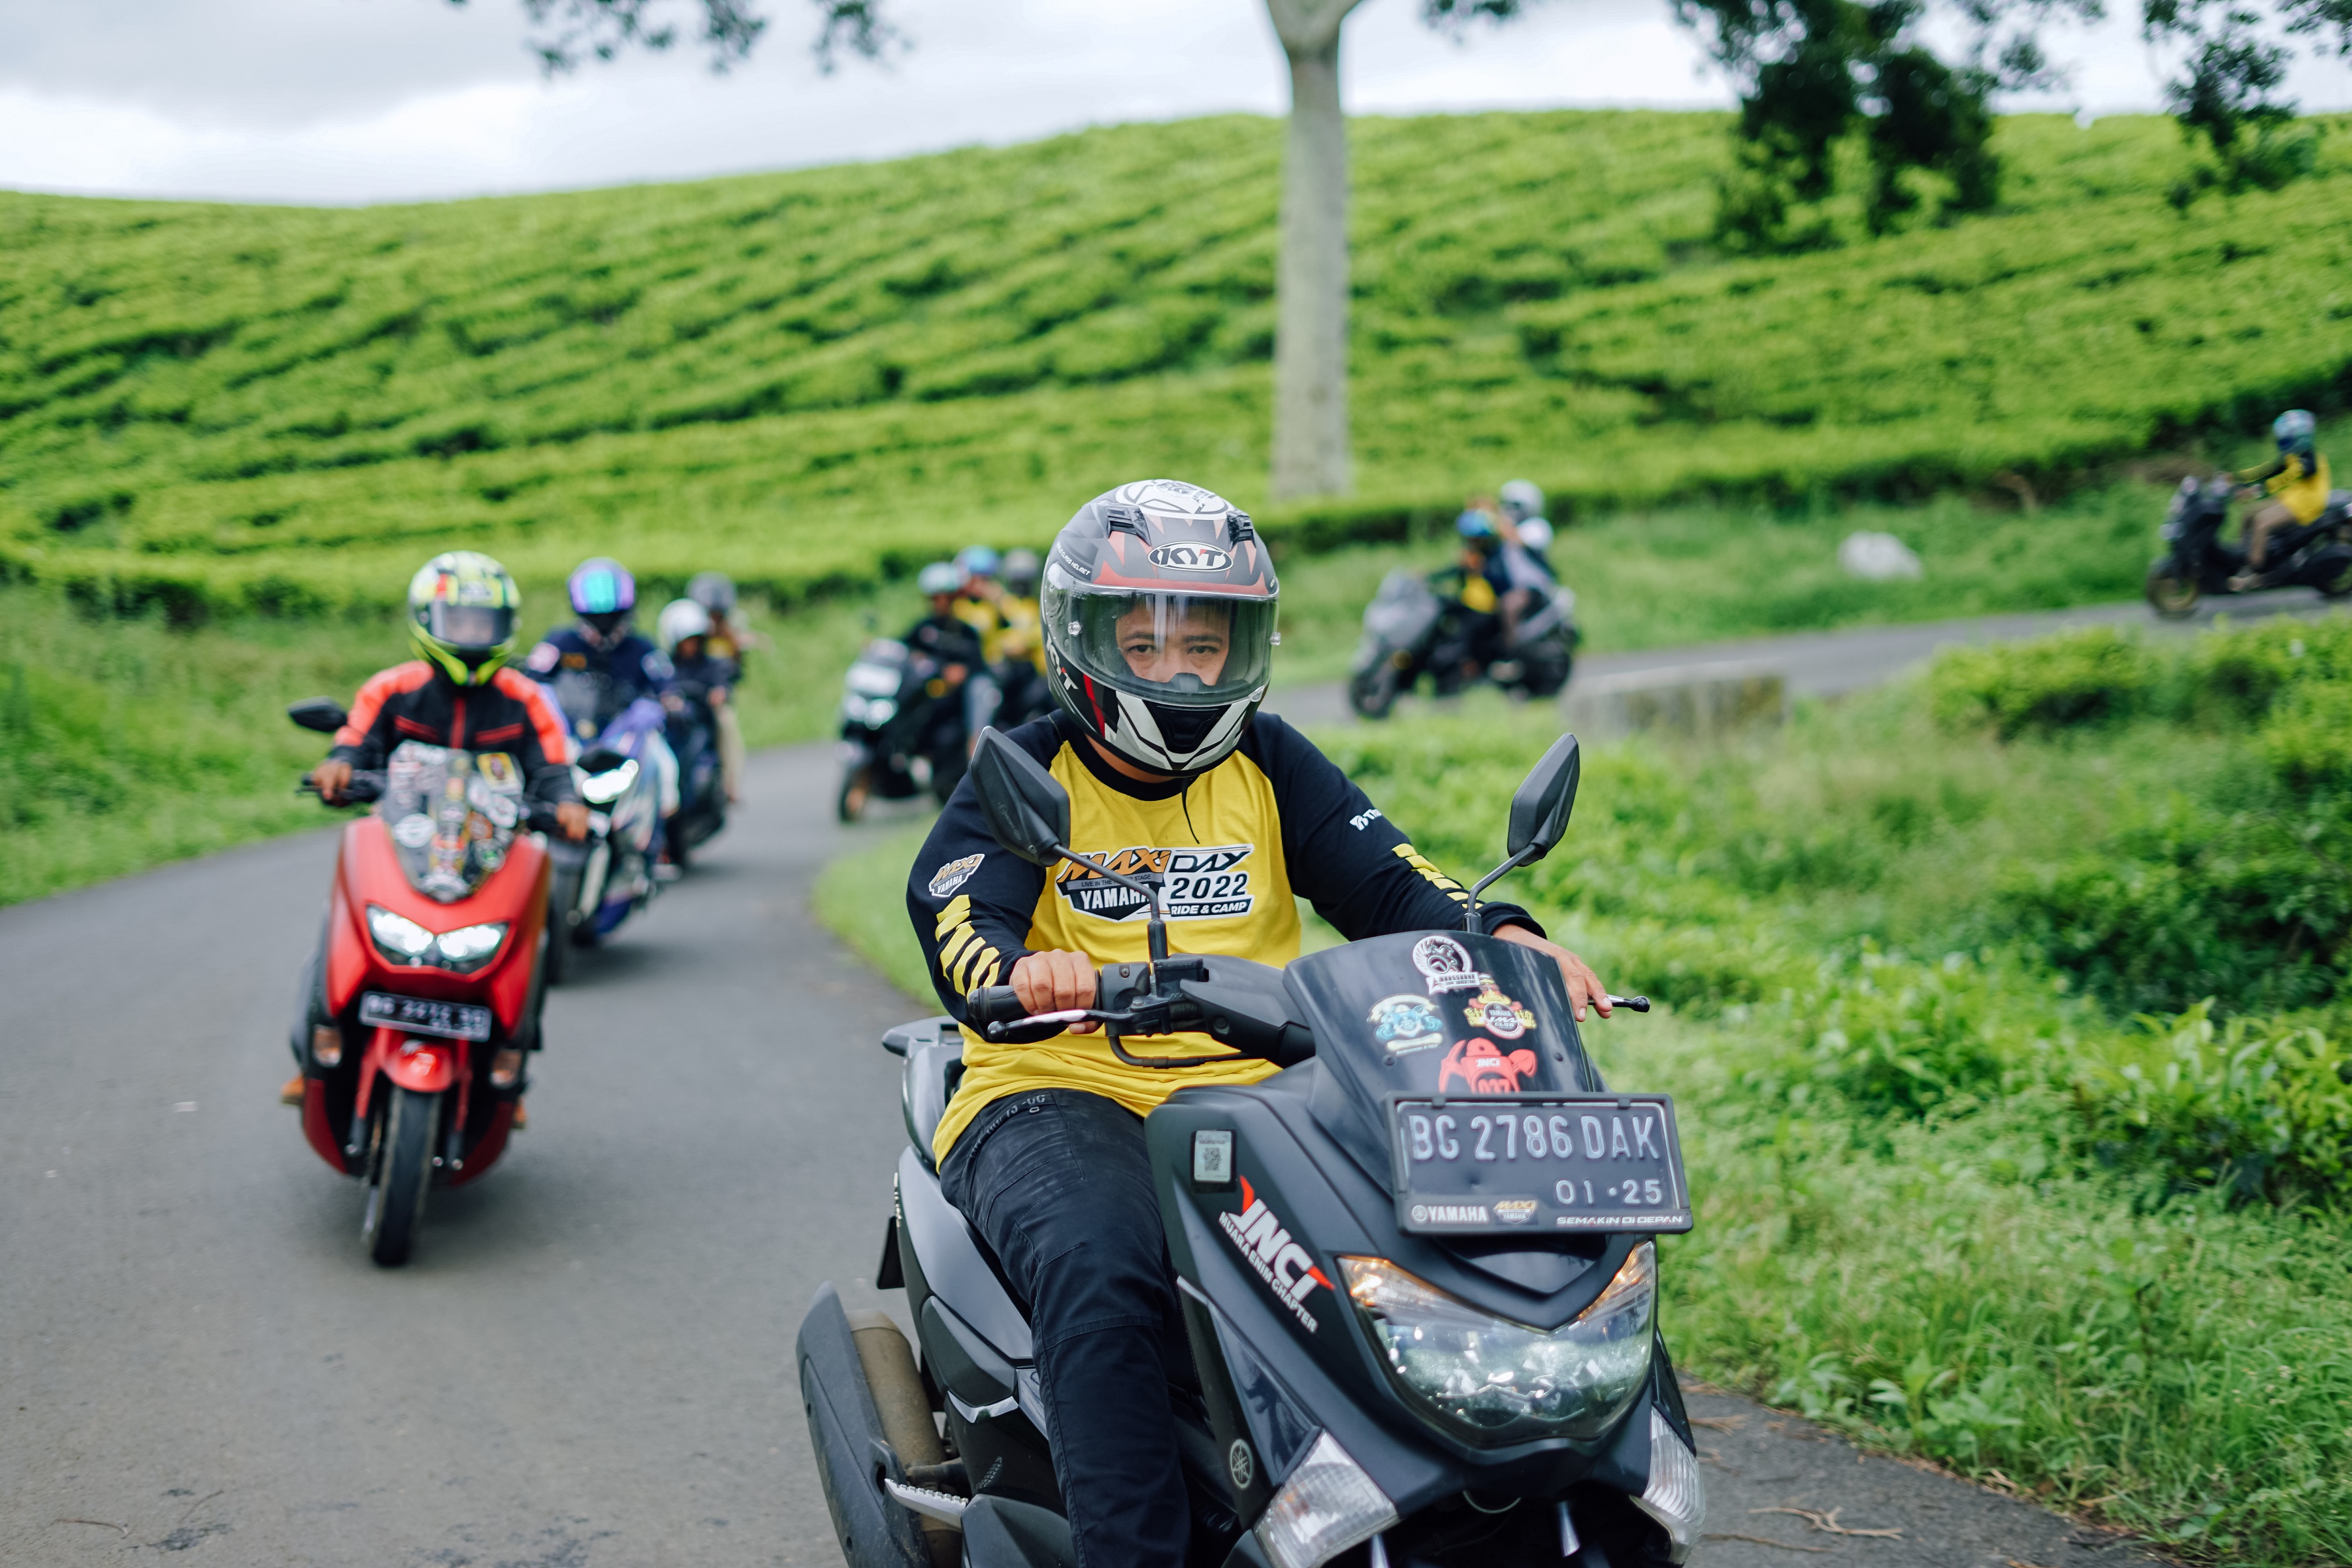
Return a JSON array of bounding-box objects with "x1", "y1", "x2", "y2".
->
[
  {"x1": 2276, "y1": 409, "x2": 2317, "y2": 458},
  {"x1": 567, "y1": 557, "x2": 636, "y2": 636},
  {"x1": 1456, "y1": 509, "x2": 1497, "y2": 541},
  {"x1": 955, "y1": 545, "x2": 1002, "y2": 581}
]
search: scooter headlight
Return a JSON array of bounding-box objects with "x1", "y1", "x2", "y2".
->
[
  {"x1": 367, "y1": 905, "x2": 435, "y2": 962},
  {"x1": 1339, "y1": 1241, "x2": 1656, "y2": 1445},
  {"x1": 365, "y1": 906, "x2": 507, "y2": 973},
  {"x1": 431, "y1": 922, "x2": 508, "y2": 972},
  {"x1": 578, "y1": 757, "x2": 640, "y2": 805}
]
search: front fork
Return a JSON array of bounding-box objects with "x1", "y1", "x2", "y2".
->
[{"x1": 346, "y1": 1028, "x2": 471, "y2": 1172}]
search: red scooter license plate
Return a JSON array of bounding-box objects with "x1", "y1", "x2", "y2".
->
[{"x1": 359, "y1": 990, "x2": 493, "y2": 1042}]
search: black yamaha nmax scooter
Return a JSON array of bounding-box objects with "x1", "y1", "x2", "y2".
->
[{"x1": 798, "y1": 728, "x2": 1707, "y2": 1568}]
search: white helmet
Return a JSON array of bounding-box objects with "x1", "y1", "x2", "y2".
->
[
  {"x1": 1516, "y1": 517, "x2": 1554, "y2": 552},
  {"x1": 656, "y1": 597, "x2": 713, "y2": 655},
  {"x1": 1499, "y1": 480, "x2": 1545, "y2": 522}
]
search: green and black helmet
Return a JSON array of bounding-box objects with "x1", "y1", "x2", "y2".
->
[{"x1": 406, "y1": 551, "x2": 521, "y2": 686}]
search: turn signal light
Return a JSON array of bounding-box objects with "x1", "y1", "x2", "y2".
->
[{"x1": 310, "y1": 1025, "x2": 343, "y2": 1069}]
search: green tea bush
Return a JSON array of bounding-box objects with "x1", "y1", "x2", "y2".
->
[
  {"x1": 2078, "y1": 1002, "x2": 2352, "y2": 1206},
  {"x1": 1927, "y1": 625, "x2": 2157, "y2": 737},
  {"x1": 4, "y1": 110, "x2": 2349, "y2": 623},
  {"x1": 1777, "y1": 946, "x2": 2069, "y2": 1119}
]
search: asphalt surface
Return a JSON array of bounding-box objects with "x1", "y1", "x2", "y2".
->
[{"x1": 0, "y1": 598, "x2": 2241, "y2": 1568}]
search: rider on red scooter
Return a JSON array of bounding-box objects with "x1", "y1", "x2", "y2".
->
[{"x1": 286, "y1": 551, "x2": 587, "y2": 1109}]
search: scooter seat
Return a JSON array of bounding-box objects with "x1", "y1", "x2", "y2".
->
[{"x1": 887, "y1": 1016, "x2": 963, "y2": 1173}]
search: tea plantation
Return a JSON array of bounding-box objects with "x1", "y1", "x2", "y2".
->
[{"x1": 5, "y1": 108, "x2": 2351, "y2": 621}]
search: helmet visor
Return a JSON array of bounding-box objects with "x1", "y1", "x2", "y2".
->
[
  {"x1": 1047, "y1": 583, "x2": 1276, "y2": 706},
  {"x1": 426, "y1": 602, "x2": 515, "y2": 652}
]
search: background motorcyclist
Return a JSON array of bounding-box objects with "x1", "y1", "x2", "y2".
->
[
  {"x1": 905, "y1": 560, "x2": 987, "y2": 756},
  {"x1": 904, "y1": 479, "x2": 1611, "y2": 1568},
  {"x1": 687, "y1": 571, "x2": 750, "y2": 803},
  {"x1": 987, "y1": 546, "x2": 1051, "y2": 727},
  {"x1": 289, "y1": 551, "x2": 587, "y2": 1107},
  {"x1": 952, "y1": 545, "x2": 1011, "y2": 736},
  {"x1": 1499, "y1": 476, "x2": 1558, "y2": 580},
  {"x1": 2232, "y1": 410, "x2": 2334, "y2": 589},
  {"x1": 657, "y1": 597, "x2": 732, "y2": 828},
  {"x1": 523, "y1": 557, "x2": 676, "y2": 743}
]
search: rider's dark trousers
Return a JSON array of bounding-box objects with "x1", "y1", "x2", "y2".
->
[{"x1": 941, "y1": 1087, "x2": 1194, "y2": 1568}]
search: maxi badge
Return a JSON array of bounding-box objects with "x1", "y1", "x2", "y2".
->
[{"x1": 1460, "y1": 979, "x2": 1537, "y2": 1041}]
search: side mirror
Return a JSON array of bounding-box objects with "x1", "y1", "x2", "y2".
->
[
  {"x1": 970, "y1": 728, "x2": 1071, "y2": 866},
  {"x1": 287, "y1": 697, "x2": 349, "y2": 734},
  {"x1": 578, "y1": 746, "x2": 628, "y2": 775},
  {"x1": 1505, "y1": 734, "x2": 1580, "y2": 864}
]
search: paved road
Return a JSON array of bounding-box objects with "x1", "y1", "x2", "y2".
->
[
  {"x1": 1267, "y1": 585, "x2": 2342, "y2": 727},
  {"x1": 0, "y1": 600, "x2": 2219, "y2": 1568}
]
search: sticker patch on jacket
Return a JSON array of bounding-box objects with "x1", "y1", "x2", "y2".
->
[
  {"x1": 1054, "y1": 843, "x2": 1255, "y2": 921},
  {"x1": 928, "y1": 853, "x2": 985, "y2": 898},
  {"x1": 1218, "y1": 1176, "x2": 1330, "y2": 1331}
]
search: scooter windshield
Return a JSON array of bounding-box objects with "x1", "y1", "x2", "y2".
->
[{"x1": 380, "y1": 741, "x2": 525, "y2": 903}]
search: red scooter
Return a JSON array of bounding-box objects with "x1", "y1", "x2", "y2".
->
[{"x1": 287, "y1": 698, "x2": 560, "y2": 1266}]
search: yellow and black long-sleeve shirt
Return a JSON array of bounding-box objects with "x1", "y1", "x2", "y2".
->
[
  {"x1": 2236, "y1": 451, "x2": 2334, "y2": 525},
  {"x1": 907, "y1": 711, "x2": 1539, "y2": 1162}
]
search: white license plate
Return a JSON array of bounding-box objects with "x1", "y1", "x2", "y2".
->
[
  {"x1": 1391, "y1": 1093, "x2": 1693, "y2": 1235},
  {"x1": 359, "y1": 990, "x2": 491, "y2": 1042}
]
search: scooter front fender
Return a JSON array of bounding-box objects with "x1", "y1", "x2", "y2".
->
[{"x1": 352, "y1": 1028, "x2": 468, "y2": 1127}]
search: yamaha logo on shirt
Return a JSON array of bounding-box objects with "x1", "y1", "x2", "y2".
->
[{"x1": 1054, "y1": 844, "x2": 1256, "y2": 921}]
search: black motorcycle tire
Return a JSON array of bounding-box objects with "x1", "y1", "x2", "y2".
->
[
  {"x1": 363, "y1": 1085, "x2": 435, "y2": 1267},
  {"x1": 2145, "y1": 557, "x2": 2201, "y2": 619},
  {"x1": 540, "y1": 913, "x2": 571, "y2": 986},
  {"x1": 2308, "y1": 546, "x2": 2352, "y2": 600},
  {"x1": 1348, "y1": 661, "x2": 1403, "y2": 721},
  {"x1": 1521, "y1": 645, "x2": 1573, "y2": 700},
  {"x1": 838, "y1": 764, "x2": 871, "y2": 823}
]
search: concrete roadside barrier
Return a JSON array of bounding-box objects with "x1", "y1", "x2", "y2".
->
[{"x1": 1563, "y1": 659, "x2": 1788, "y2": 740}]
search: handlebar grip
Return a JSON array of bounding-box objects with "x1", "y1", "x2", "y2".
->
[{"x1": 966, "y1": 985, "x2": 1030, "y2": 1030}]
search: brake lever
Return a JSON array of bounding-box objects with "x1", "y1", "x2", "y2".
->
[{"x1": 985, "y1": 1005, "x2": 1143, "y2": 1039}]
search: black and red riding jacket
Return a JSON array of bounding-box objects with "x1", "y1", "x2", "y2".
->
[{"x1": 327, "y1": 662, "x2": 582, "y2": 804}]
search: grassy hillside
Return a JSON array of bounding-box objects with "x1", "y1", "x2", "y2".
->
[{"x1": 5, "y1": 110, "x2": 2349, "y2": 621}]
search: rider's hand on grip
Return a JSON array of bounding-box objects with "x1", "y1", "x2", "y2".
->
[{"x1": 966, "y1": 985, "x2": 1031, "y2": 1032}]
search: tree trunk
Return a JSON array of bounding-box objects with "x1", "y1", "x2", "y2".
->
[{"x1": 1266, "y1": 0, "x2": 1363, "y2": 502}]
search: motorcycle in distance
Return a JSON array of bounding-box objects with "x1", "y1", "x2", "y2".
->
[
  {"x1": 1349, "y1": 571, "x2": 1579, "y2": 721},
  {"x1": 2144, "y1": 474, "x2": 2352, "y2": 619},
  {"x1": 284, "y1": 698, "x2": 566, "y2": 1266},
  {"x1": 837, "y1": 638, "x2": 972, "y2": 823},
  {"x1": 662, "y1": 672, "x2": 729, "y2": 871},
  {"x1": 542, "y1": 666, "x2": 672, "y2": 970},
  {"x1": 798, "y1": 728, "x2": 1704, "y2": 1568}
]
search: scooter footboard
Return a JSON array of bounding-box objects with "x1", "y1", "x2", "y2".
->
[
  {"x1": 798, "y1": 1282, "x2": 930, "y2": 1568},
  {"x1": 960, "y1": 1497, "x2": 1074, "y2": 1568}
]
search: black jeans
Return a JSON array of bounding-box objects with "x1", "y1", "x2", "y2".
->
[{"x1": 941, "y1": 1088, "x2": 1193, "y2": 1568}]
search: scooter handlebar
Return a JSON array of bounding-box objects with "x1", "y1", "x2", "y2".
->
[
  {"x1": 966, "y1": 985, "x2": 1035, "y2": 1031},
  {"x1": 296, "y1": 770, "x2": 385, "y2": 804}
]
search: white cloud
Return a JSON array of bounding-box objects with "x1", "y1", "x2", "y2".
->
[{"x1": 0, "y1": 0, "x2": 2342, "y2": 205}]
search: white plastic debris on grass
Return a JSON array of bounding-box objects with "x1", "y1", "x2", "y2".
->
[{"x1": 1839, "y1": 531, "x2": 1924, "y2": 581}]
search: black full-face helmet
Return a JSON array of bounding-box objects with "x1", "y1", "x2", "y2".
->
[{"x1": 1041, "y1": 479, "x2": 1278, "y2": 777}]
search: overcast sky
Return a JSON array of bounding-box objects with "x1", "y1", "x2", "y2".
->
[{"x1": 2, "y1": 0, "x2": 2347, "y2": 206}]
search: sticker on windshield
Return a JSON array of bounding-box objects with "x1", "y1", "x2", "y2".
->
[
  {"x1": 392, "y1": 813, "x2": 435, "y2": 849},
  {"x1": 1367, "y1": 995, "x2": 1445, "y2": 1056},
  {"x1": 1438, "y1": 1037, "x2": 1540, "y2": 1096},
  {"x1": 928, "y1": 853, "x2": 985, "y2": 898},
  {"x1": 1055, "y1": 844, "x2": 1255, "y2": 922},
  {"x1": 1460, "y1": 981, "x2": 1536, "y2": 1040},
  {"x1": 1413, "y1": 935, "x2": 1484, "y2": 993}
]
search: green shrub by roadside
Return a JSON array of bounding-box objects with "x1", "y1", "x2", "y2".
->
[{"x1": 1927, "y1": 625, "x2": 2157, "y2": 737}]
